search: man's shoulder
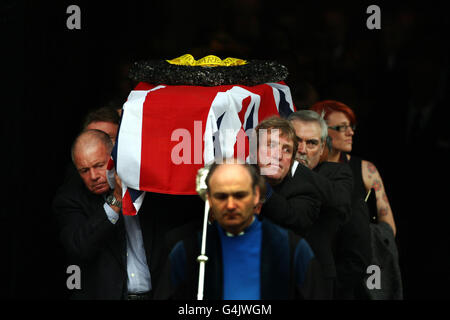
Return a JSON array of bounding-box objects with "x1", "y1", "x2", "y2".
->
[
  {"x1": 261, "y1": 218, "x2": 313, "y2": 256},
  {"x1": 315, "y1": 161, "x2": 352, "y2": 177},
  {"x1": 165, "y1": 220, "x2": 203, "y2": 254},
  {"x1": 261, "y1": 217, "x2": 291, "y2": 240},
  {"x1": 316, "y1": 161, "x2": 349, "y2": 171},
  {"x1": 286, "y1": 164, "x2": 313, "y2": 186},
  {"x1": 53, "y1": 173, "x2": 101, "y2": 209}
]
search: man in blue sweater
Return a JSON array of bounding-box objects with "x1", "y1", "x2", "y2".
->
[{"x1": 164, "y1": 160, "x2": 324, "y2": 300}]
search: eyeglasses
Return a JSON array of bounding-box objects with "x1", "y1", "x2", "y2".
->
[{"x1": 328, "y1": 124, "x2": 356, "y2": 133}]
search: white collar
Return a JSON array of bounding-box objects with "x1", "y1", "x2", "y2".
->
[
  {"x1": 224, "y1": 216, "x2": 255, "y2": 237},
  {"x1": 291, "y1": 160, "x2": 299, "y2": 177}
]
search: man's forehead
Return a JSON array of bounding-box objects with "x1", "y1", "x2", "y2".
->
[
  {"x1": 209, "y1": 164, "x2": 252, "y2": 188},
  {"x1": 77, "y1": 138, "x2": 107, "y2": 152},
  {"x1": 86, "y1": 121, "x2": 118, "y2": 138},
  {"x1": 74, "y1": 142, "x2": 108, "y2": 162},
  {"x1": 86, "y1": 120, "x2": 117, "y2": 129},
  {"x1": 263, "y1": 128, "x2": 293, "y2": 144},
  {"x1": 292, "y1": 120, "x2": 321, "y2": 137}
]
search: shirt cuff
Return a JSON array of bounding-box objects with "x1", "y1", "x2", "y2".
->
[{"x1": 103, "y1": 202, "x2": 119, "y2": 224}]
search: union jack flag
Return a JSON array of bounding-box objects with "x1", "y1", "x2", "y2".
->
[{"x1": 109, "y1": 81, "x2": 295, "y2": 215}]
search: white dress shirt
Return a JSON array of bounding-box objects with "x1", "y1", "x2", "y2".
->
[{"x1": 104, "y1": 203, "x2": 152, "y2": 293}]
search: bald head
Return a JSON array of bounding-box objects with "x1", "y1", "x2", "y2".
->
[
  {"x1": 71, "y1": 130, "x2": 113, "y2": 163},
  {"x1": 71, "y1": 129, "x2": 113, "y2": 195}
]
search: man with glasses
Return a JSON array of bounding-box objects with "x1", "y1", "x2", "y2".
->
[{"x1": 287, "y1": 110, "x2": 369, "y2": 299}]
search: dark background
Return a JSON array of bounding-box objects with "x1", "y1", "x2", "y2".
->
[{"x1": 2, "y1": 0, "x2": 449, "y2": 300}]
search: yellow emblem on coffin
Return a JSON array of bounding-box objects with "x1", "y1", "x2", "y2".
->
[{"x1": 166, "y1": 54, "x2": 247, "y2": 67}]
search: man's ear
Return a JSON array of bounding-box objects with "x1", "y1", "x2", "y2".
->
[
  {"x1": 319, "y1": 141, "x2": 325, "y2": 156},
  {"x1": 254, "y1": 185, "x2": 262, "y2": 215},
  {"x1": 253, "y1": 186, "x2": 261, "y2": 207},
  {"x1": 319, "y1": 139, "x2": 329, "y2": 163}
]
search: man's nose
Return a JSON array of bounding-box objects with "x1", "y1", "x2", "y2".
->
[
  {"x1": 277, "y1": 145, "x2": 284, "y2": 160},
  {"x1": 89, "y1": 168, "x2": 100, "y2": 181},
  {"x1": 226, "y1": 196, "x2": 237, "y2": 210},
  {"x1": 269, "y1": 145, "x2": 282, "y2": 161},
  {"x1": 298, "y1": 141, "x2": 307, "y2": 154}
]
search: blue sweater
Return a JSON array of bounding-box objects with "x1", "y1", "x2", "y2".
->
[{"x1": 217, "y1": 217, "x2": 262, "y2": 300}]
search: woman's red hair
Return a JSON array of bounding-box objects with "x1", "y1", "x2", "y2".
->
[{"x1": 309, "y1": 100, "x2": 356, "y2": 125}]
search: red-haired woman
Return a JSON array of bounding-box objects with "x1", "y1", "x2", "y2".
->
[{"x1": 310, "y1": 100, "x2": 397, "y2": 236}]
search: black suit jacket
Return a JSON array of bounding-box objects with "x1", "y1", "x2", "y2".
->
[
  {"x1": 52, "y1": 174, "x2": 128, "y2": 299},
  {"x1": 260, "y1": 162, "x2": 353, "y2": 279},
  {"x1": 307, "y1": 162, "x2": 353, "y2": 278},
  {"x1": 52, "y1": 174, "x2": 204, "y2": 299},
  {"x1": 260, "y1": 164, "x2": 321, "y2": 237}
]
